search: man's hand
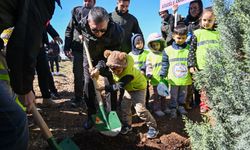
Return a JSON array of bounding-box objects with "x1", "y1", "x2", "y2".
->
[
  {"x1": 96, "y1": 86, "x2": 105, "y2": 91},
  {"x1": 18, "y1": 90, "x2": 35, "y2": 112},
  {"x1": 53, "y1": 36, "x2": 63, "y2": 45},
  {"x1": 189, "y1": 67, "x2": 198, "y2": 74},
  {"x1": 90, "y1": 68, "x2": 100, "y2": 79}
]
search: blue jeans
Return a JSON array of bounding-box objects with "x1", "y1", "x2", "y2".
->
[{"x1": 0, "y1": 80, "x2": 28, "y2": 150}]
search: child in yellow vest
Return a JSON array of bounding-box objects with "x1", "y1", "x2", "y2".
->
[
  {"x1": 146, "y1": 33, "x2": 167, "y2": 117},
  {"x1": 129, "y1": 34, "x2": 150, "y2": 109},
  {"x1": 160, "y1": 24, "x2": 192, "y2": 118},
  {"x1": 188, "y1": 7, "x2": 219, "y2": 113},
  {"x1": 91, "y1": 50, "x2": 159, "y2": 139}
]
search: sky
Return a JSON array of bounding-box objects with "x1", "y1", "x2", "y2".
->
[{"x1": 50, "y1": 0, "x2": 213, "y2": 44}]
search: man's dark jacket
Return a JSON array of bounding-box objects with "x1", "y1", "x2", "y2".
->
[
  {"x1": 0, "y1": 0, "x2": 56, "y2": 95},
  {"x1": 64, "y1": 6, "x2": 91, "y2": 52},
  {"x1": 110, "y1": 7, "x2": 142, "y2": 53}
]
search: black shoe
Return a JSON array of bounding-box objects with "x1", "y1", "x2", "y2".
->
[
  {"x1": 51, "y1": 92, "x2": 61, "y2": 99},
  {"x1": 70, "y1": 97, "x2": 83, "y2": 108},
  {"x1": 120, "y1": 126, "x2": 132, "y2": 135},
  {"x1": 83, "y1": 118, "x2": 94, "y2": 130}
]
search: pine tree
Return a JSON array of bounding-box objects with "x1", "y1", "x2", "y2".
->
[{"x1": 185, "y1": 0, "x2": 250, "y2": 149}]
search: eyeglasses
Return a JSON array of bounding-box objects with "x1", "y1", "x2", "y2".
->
[{"x1": 91, "y1": 28, "x2": 107, "y2": 33}]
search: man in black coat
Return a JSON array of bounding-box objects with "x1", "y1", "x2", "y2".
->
[
  {"x1": 110, "y1": 0, "x2": 143, "y2": 54},
  {"x1": 64, "y1": 0, "x2": 95, "y2": 107},
  {"x1": 0, "y1": 0, "x2": 59, "y2": 149},
  {"x1": 79, "y1": 6, "x2": 124, "y2": 129}
]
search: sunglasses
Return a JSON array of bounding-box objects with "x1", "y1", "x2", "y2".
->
[{"x1": 91, "y1": 28, "x2": 107, "y2": 33}]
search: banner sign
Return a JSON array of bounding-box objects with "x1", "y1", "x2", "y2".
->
[{"x1": 160, "y1": 0, "x2": 193, "y2": 11}]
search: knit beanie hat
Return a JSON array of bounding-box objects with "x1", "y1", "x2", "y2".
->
[{"x1": 104, "y1": 50, "x2": 128, "y2": 68}]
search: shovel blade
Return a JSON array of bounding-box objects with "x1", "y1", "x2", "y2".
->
[
  {"x1": 59, "y1": 138, "x2": 80, "y2": 150},
  {"x1": 92, "y1": 111, "x2": 121, "y2": 137}
]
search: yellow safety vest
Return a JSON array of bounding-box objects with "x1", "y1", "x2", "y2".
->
[
  {"x1": 1, "y1": 27, "x2": 14, "y2": 46},
  {"x1": 129, "y1": 50, "x2": 149, "y2": 71},
  {"x1": 194, "y1": 29, "x2": 219, "y2": 70},
  {"x1": 165, "y1": 45, "x2": 192, "y2": 86},
  {"x1": 0, "y1": 53, "x2": 26, "y2": 111},
  {"x1": 113, "y1": 55, "x2": 147, "y2": 91},
  {"x1": 146, "y1": 51, "x2": 163, "y2": 86}
]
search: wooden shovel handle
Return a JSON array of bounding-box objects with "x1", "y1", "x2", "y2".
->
[
  {"x1": 31, "y1": 103, "x2": 53, "y2": 139},
  {"x1": 83, "y1": 41, "x2": 104, "y2": 105}
]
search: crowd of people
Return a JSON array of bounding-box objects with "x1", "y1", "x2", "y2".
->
[{"x1": 0, "y1": 0, "x2": 220, "y2": 149}]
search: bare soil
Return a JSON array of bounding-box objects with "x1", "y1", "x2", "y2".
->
[{"x1": 29, "y1": 61, "x2": 203, "y2": 150}]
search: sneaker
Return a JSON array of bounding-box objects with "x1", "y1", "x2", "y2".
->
[
  {"x1": 51, "y1": 92, "x2": 61, "y2": 99},
  {"x1": 154, "y1": 110, "x2": 165, "y2": 117},
  {"x1": 70, "y1": 97, "x2": 83, "y2": 108},
  {"x1": 147, "y1": 127, "x2": 159, "y2": 139},
  {"x1": 55, "y1": 72, "x2": 60, "y2": 75},
  {"x1": 83, "y1": 118, "x2": 94, "y2": 130},
  {"x1": 51, "y1": 72, "x2": 55, "y2": 75},
  {"x1": 170, "y1": 108, "x2": 177, "y2": 119},
  {"x1": 178, "y1": 106, "x2": 188, "y2": 115},
  {"x1": 120, "y1": 126, "x2": 132, "y2": 135},
  {"x1": 163, "y1": 108, "x2": 171, "y2": 114},
  {"x1": 43, "y1": 98, "x2": 59, "y2": 107}
]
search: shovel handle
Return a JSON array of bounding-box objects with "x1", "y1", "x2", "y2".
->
[
  {"x1": 31, "y1": 103, "x2": 53, "y2": 139},
  {"x1": 83, "y1": 41, "x2": 104, "y2": 106}
]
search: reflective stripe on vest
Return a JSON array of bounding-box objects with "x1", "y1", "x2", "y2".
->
[
  {"x1": 113, "y1": 55, "x2": 147, "y2": 91},
  {"x1": 129, "y1": 50, "x2": 149, "y2": 71},
  {"x1": 194, "y1": 29, "x2": 219, "y2": 70},
  {"x1": 165, "y1": 45, "x2": 192, "y2": 86},
  {"x1": 0, "y1": 61, "x2": 10, "y2": 81},
  {"x1": 147, "y1": 51, "x2": 163, "y2": 86}
]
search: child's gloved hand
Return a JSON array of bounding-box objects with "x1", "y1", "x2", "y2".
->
[{"x1": 90, "y1": 68, "x2": 100, "y2": 79}]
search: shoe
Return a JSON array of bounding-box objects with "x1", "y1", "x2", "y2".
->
[
  {"x1": 170, "y1": 108, "x2": 177, "y2": 119},
  {"x1": 154, "y1": 110, "x2": 165, "y2": 117},
  {"x1": 147, "y1": 126, "x2": 159, "y2": 139},
  {"x1": 51, "y1": 92, "x2": 61, "y2": 99},
  {"x1": 70, "y1": 97, "x2": 83, "y2": 108},
  {"x1": 178, "y1": 106, "x2": 188, "y2": 115},
  {"x1": 83, "y1": 118, "x2": 94, "y2": 130},
  {"x1": 51, "y1": 72, "x2": 55, "y2": 75},
  {"x1": 55, "y1": 72, "x2": 60, "y2": 75},
  {"x1": 43, "y1": 98, "x2": 59, "y2": 107},
  {"x1": 120, "y1": 126, "x2": 132, "y2": 135},
  {"x1": 163, "y1": 108, "x2": 171, "y2": 114}
]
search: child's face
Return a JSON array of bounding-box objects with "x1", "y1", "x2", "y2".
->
[
  {"x1": 110, "y1": 66, "x2": 124, "y2": 75},
  {"x1": 201, "y1": 12, "x2": 215, "y2": 30},
  {"x1": 173, "y1": 34, "x2": 187, "y2": 45},
  {"x1": 135, "y1": 40, "x2": 144, "y2": 49},
  {"x1": 150, "y1": 41, "x2": 161, "y2": 51}
]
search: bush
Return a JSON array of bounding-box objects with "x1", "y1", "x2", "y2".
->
[{"x1": 185, "y1": 0, "x2": 250, "y2": 149}]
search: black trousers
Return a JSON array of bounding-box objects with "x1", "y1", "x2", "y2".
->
[
  {"x1": 72, "y1": 50, "x2": 84, "y2": 99},
  {"x1": 49, "y1": 56, "x2": 59, "y2": 72},
  {"x1": 36, "y1": 47, "x2": 57, "y2": 98}
]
